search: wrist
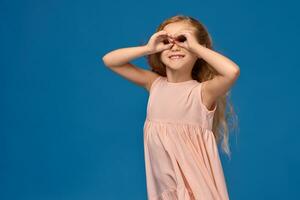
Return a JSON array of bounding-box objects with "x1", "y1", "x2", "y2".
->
[
  {"x1": 142, "y1": 45, "x2": 153, "y2": 55},
  {"x1": 191, "y1": 43, "x2": 204, "y2": 55}
]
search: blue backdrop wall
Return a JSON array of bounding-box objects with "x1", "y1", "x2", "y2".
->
[{"x1": 1, "y1": 0, "x2": 299, "y2": 199}]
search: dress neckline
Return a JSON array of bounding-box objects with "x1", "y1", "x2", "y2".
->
[{"x1": 162, "y1": 76, "x2": 198, "y2": 85}]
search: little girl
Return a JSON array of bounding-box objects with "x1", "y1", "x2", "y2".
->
[{"x1": 102, "y1": 15, "x2": 240, "y2": 200}]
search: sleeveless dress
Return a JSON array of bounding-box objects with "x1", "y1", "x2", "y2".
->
[{"x1": 143, "y1": 76, "x2": 230, "y2": 200}]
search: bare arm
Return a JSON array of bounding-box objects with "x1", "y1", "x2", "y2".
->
[
  {"x1": 192, "y1": 44, "x2": 240, "y2": 110},
  {"x1": 101, "y1": 30, "x2": 173, "y2": 91},
  {"x1": 102, "y1": 45, "x2": 159, "y2": 91},
  {"x1": 102, "y1": 45, "x2": 151, "y2": 67}
]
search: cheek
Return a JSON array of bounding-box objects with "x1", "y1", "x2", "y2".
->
[
  {"x1": 187, "y1": 53, "x2": 198, "y2": 60},
  {"x1": 160, "y1": 52, "x2": 168, "y2": 60}
]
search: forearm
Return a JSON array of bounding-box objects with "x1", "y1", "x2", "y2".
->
[
  {"x1": 102, "y1": 45, "x2": 151, "y2": 67},
  {"x1": 192, "y1": 44, "x2": 240, "y2": 78}
]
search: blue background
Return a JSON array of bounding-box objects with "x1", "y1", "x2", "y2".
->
[{"x1": 1, "y1": 0, "x2": 299, "y2": 199}]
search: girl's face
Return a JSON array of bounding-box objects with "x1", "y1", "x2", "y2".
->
[{"x1": 160, "y1": 22, "x2": 199, "y2": 71}]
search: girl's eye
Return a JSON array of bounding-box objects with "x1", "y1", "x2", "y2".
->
[
  {"x1": 176, "y1": 35, "x2": 186, "y2": 42},
  {"x1": 162, "y1": 39, "x2": 170, "y2": 44}
]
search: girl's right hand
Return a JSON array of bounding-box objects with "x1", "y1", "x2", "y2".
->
[{"x1": 145, "y1": 30, "x2": 174, "y2": 54}]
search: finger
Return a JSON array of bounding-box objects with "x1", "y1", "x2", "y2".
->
[
  {"x1": 173, "y1": 30, "x2": 184, "y2": 36},
  {"x1": 157, "y1": 34, "x2": 169, "y2": 38},
  {"x1": 174, "y1": 41, "x2": 184, "y2": 47},
  {"x1": 165, "y1": 43, "x2": 174, "y2": 49},
  {"x1": 166, "y1": 32, "x2": 173, "y2": 38},
  {"x1": 156, "y1": 35, "x2": 170, "y2": 41},
  {"x1": 168, "y1": 37, "x2": 175, "y2": 43},
  {"x1": 173, "y1": 33, "x2": 183, "y2": 39},
  {"x1": 174, "y1": 30, "x2": 193, "y2": 38},
  {"x1": 156, "y1": 30, "x2": 168, "y2": 37}
]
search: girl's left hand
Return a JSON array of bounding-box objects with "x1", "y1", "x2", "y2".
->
[{"x1": 170, "y1": 29, "x2": 200, "y2": 53}]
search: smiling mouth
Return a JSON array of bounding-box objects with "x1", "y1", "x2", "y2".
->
[{"x1": 168, "y1": 55, "x2": 185, "y2": 60}]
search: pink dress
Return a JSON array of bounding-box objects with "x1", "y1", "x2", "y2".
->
[{"x1": 143, "y1": 76, "x2": 230, "y2": 200}]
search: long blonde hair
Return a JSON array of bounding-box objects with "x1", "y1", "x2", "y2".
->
[{"x1": 143, "y1": 15, "x2": 239, "y2": 159}]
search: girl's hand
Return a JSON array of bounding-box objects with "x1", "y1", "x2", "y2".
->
[
  {"x1": 145, "y1": 30, "x2": 174, "y2": 54},
  {"x1": 171, "y1": 29, "x2": 201, "y2": 53}
]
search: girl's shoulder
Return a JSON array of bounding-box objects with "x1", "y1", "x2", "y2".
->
[{"x1": 148, "y1": 75, "x2": 164, "y2": 93}]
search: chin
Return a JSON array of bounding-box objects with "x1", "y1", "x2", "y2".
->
[
  {"x1": 162, "y1": 57, "x2": 185, "y2": 66},
  {"x1": 166, "y1": 63, "x2": 187, "y2": 70},
  {"x1": 163, "y1": 59, "x2": 194, "y2": 70}
]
